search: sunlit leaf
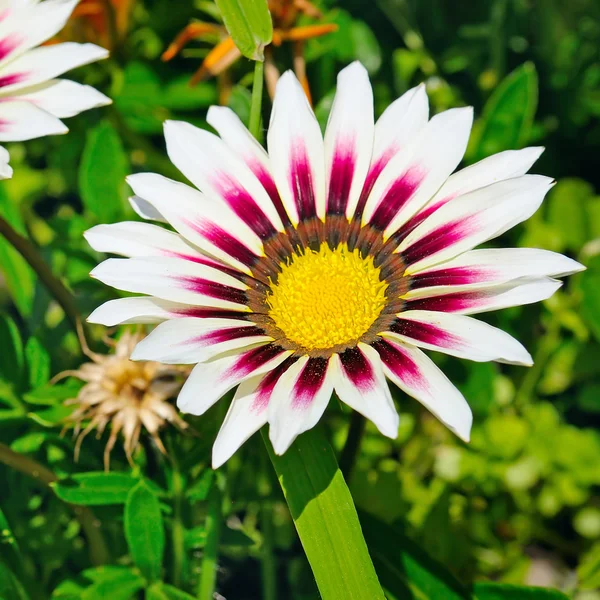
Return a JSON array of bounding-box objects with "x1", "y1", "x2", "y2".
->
[
  {"x1": 474, "y1": 583, "x2": 569, "y2": 599},
  {"x1": 52, "y1": 472, "x2": 139, "y2": 505}
]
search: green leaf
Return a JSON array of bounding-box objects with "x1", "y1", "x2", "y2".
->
[
  {"x1": 582, "y1": 271, "x2": 600, "y2": 343},
  {"x1": 263, "y1": 428, "x2": 385, "y2": 600},
  {"x1": 350, "y1": 21, "x2": 382, "y2": 75},
  {"x1": 468, "y1": 62, "x2": 538, "y2": 162},
  {"x1": 186, "y1": 469, "x2": 214, "y2": 502},
  {"x1": 25, "y1": 337, "x2": 50, "y2": 388},
  {"x1": 80, "y1": 566, "x2": 145, "y2": 600},
  {"x1": 124, "y1": 481, "x2": 165, "y2": 582},
  {"x1": 214, "y1": 0, "x2": 273, "y2": 61},
  {"x1": 0, "y1": 314, "x2": 24, "y2": 388},
  {"x1": 79, "y1": 121, "x2": 129, "y2": 223},
  {"x1": 52, "y1": 472, "x2": 139, "y2": 505},
  {"x1": 474, "y1": 583, "x2": 569, "y2": 599},
  {"x1": 360, "y1": 512, "x2": 470, "y2": 600},
  {"x1": 147, "y1": 582, "x2": 196, "y2": 600},
  {"x1": 0, "y1": 561, "x2": 29, "y2": 600},
  {"x1": 24, "y1": 381, "x2": 81, "y2": 406},
  {"x1": 0, "y1": 190, "x2": 35, "y2": 317}
]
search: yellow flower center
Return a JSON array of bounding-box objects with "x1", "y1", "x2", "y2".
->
[{"x1": 267, "y1": 243, "x2": 388, "y2": 351}]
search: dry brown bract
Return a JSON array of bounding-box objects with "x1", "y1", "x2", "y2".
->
[{"x1": 56, "y1": 329, "x2": 189, "y2": 471}]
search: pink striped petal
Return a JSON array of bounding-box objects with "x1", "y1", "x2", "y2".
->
[
  {"x1": 400, "y1": 175, "x2": 554, "y2": 273},
  {"x1": 395, "y1": 146, "x2": 544, "y2": 241},
  {"x1": 267, "y1": 70, "x2": 326, "y2": 224},
  {"x1": 0, "y1": 99, "x2": 66, "y2": 141},
  {"x1": 362, "y1": 107, "x2": 473, "y2": 235},
  {"x1": 90, "y1": 257, "x2": 249, "y2": 310},
  {"x1": 88, "y1": 297, "x2": 251, "y2": 326},
  {"x1": 354, "y1": 84, "x2": 428, "y2": 219},
  {"x1": 268, "y1": 355, "x2": 335, "y2": 454},
  {"x1": 324, "y1": 62, "x2": 374, "y2": 217},
  {"x1": 382, "y1": 311, "x2": 532, "y2": 365},
  {"x1": 129, "y1": 195, "x2": 167, "y2": 223},
  {"x1": 404, "y1": 277, "x2": 562, "y2": 315},
  {"x1": 130, "y1": 317, "x2": 271, "y2": 364},
  {"x1": 163, "y1": 120, "x2": 284, "y2": 239},
  {"x1": 127, "y1": 173, "x2": 261, "y2": 274},
  {"x1": 373, "y1": 337, "x2": 472, "y2": 441},
  {"x1": 212, "y1": 357, "x2": 297, "y2": 468},
  {"x1": 407, "y1": 248, "x2": 584, "y2": 295},
  {"x1": 177, "y1": 344, "x2": 293, "y2": 415},
  {"x1": 332, "y1": 343, "x2": 399, "y2": 438},
  {"x1": 207, "y1": 105, "x2": 290, "y2": 227}
]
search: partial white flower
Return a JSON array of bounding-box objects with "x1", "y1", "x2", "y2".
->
[
  {"x1": 86, "y1": 62, "x2": 584, "y2": 468},
  {"x1": 0, "y1": 0, "x2": 111, "y2": 178}
]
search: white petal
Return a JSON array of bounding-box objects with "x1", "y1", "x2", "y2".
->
[
  {"x1": 331, "y1": 343, "x2": 399, "y2": 438},
  {"x1": 163, "y1": 120, "x2": 283, "y2": 235},
  {"x1": 88, "y1": 297, "x2": 204, "y2": 326},
  {"x1": 267, "y1": 70, "x2": 326, "y2": 224},
  {"x1": 268, "y1": 356, "x2": 335, "y2": 455},
  {"x1": 382, "y1": 311, "x2": 532, "y2": 365},
  {"x1": 177, "y1": 345, "x2": 292, "y2": 415},
  {"x1": 408, "y1": 247, "x2": 585, "y2": 295},
  {"x1": 404, "y1": 277, "x2": 563, "y2": 315},
  {"x1": 127, "y1": 172, "x2": 261, "y2": 274},
  {"x1": 0, "y1": 43, "x2": 108, "y2": 95},
  {"x1": 0, "y1": 99, "x2": 66, "y2": 141},
  {"x1": 15, "y1": 79, "x2": 111, "y2": 118},
  {"x1": 90, "y1": 257, "x2": 249, "y2": 310},
  {"x1": 324, "y1": 62, "x2": 374, "y2": 218},
  {"x1": 363, "y1": 107, "x2": 474, "y2": 235},
  {"x1": 0, "y1": 145, "x2": 12, "y2": 178},
  {"x1": 130, "y1": 317, "x2": 271, "y2": 364},
  {"x1": 129, "y1": 195, "x2": 167, "y2": 223},
  {"x1": 400, "y1": 175, "x2": 554, "y2": 273},
  {"x1": 375, "y1": 338, "x2": 472, "y2": 441},
  {"x1": 85, "y1": 222, "x2": 205, "y2": 261}
]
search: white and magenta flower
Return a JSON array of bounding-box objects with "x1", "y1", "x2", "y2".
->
[
  {"x1": 0, "y1": 0, "x2": 111, "y2": 178},
  {"x1": 86, "y1": 62, "x2": 583, "y2": 468}
]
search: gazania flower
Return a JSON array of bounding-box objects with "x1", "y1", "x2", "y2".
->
[
  {"x1": 86, "y1": 62, "x2": 583, "y2": 468},
  {"x1": 59, "y1": 329, "x2": 188, "y2": 470},
  {"x1": 0, "y1": 0, "x2": 111, "y2": 178}
]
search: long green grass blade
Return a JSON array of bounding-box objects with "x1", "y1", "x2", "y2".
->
[{"x1": 263, "y1": 428, "x2": 385, "y2": 600}]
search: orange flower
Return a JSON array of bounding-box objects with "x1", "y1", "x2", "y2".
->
[{"x1": 162, "y1": 0, "x2": 337, "y2": 101}]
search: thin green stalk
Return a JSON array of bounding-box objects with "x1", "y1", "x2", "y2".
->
[
  {"x1": 197, "y1": 485, "x2": 222, "y2": 599},
  {"x1": 171, "y1": 459, "x2": 186, "y2": 588},
  {"x1": 248, "y1": 59, "x2": 265, "y2": 142},
  {"x1": 0, "y1": 442, "x2": 109, "y2": 566},
  {"x1": 0, "y1": 215, "x2": 82, "y2": 336},
  {"x1": 260, "y1": 502, "x2": 277, "y2": 600},
  {"x1": 339, "y1": 412, "x2": 366, "y2": 481}
]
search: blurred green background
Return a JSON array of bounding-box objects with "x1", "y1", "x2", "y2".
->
[{"x1": 1, "y1": 0, "x2": 599, "y2": 598}]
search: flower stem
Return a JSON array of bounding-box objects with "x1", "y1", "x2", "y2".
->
[
  {"x1": 248, "y1": 59, "x2": 265, "y2": 142},
  {"x1": 197, "y1": 485, "x2": 222, "y2": 599},
  {"x1": 339, "y1": 412, "x2": 366, "y2": 481},
  {"x1": 0, "y1": 442, "x2": 109, "y2": 566},
  {"x1": 0, "y1": 214, "x2": 82, "y2": 336},
  {"x1": 171, "y1": 457, "x2": 186, "y2": 588}
]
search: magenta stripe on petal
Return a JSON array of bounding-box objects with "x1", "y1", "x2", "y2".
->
[
  {"x1": 354, "y1": 149, "x2": 395, "y2": 219},
  {"x1": 229, "y1": 344, "x2": 285, "y2": 379},
  {"x1": 174, "y1": 308, "x2": 252, "y2": 320},
  {"x1": 327, "y1": 143, "x2": 356, "y2": 215},
  {"x1": 372, "y1": 338, "x2": 422, "y2": 382},
  {"x1": 292, "y1": 356, "x2": 328, "y2": 409},
  {"x1": 410, "y1": 266, "x2": 487, "y2": 290},
  {"x1": 401, "y1": 217, "x2": 473, "y2": 266},
  {"x1": 389, "y1": 318, "x2": 459, "y2": 348},
  {"x1": 250, "y1": 160, "x2": 291, "y2": 227},
  {"x1": 198, "y1": 325, "x2": 264, "y2": 345},
  {"x1": 177, "y1": 277, "x2": 248, "y2": 305},
  {"x1": 187, "y1": 219, "x2": 257, "y2": 267},
  {"x1": 392, "y1": 197, "x2": 449, "y2": 244},
  {"x1": 369, "y1": 168, "x2": 423, "y2": 230},
  {"x1": 290, "y1": 144, "x2": 317, "y2": 220},
  {"x1": 213, "y1": 176, "x2": 276, "y2": 239},
  {"x1": 167, "y1": 252, "x2": 242, "y2": 279},
  {"x1": 0, "y1": 35, "x2": 20, "y2": 61},
  {"x1": 251, "y1": 356, "x2": 298, "y2": 413},
  {"x1": 0, "y1": 72, "x2": 26, "y2": 88},
  {"x1": 405, "y1": 290, "x2": 488, "y2": 313},
  {"x1": 340, "y1": 347, "x2": 374, "y2": 391}
]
